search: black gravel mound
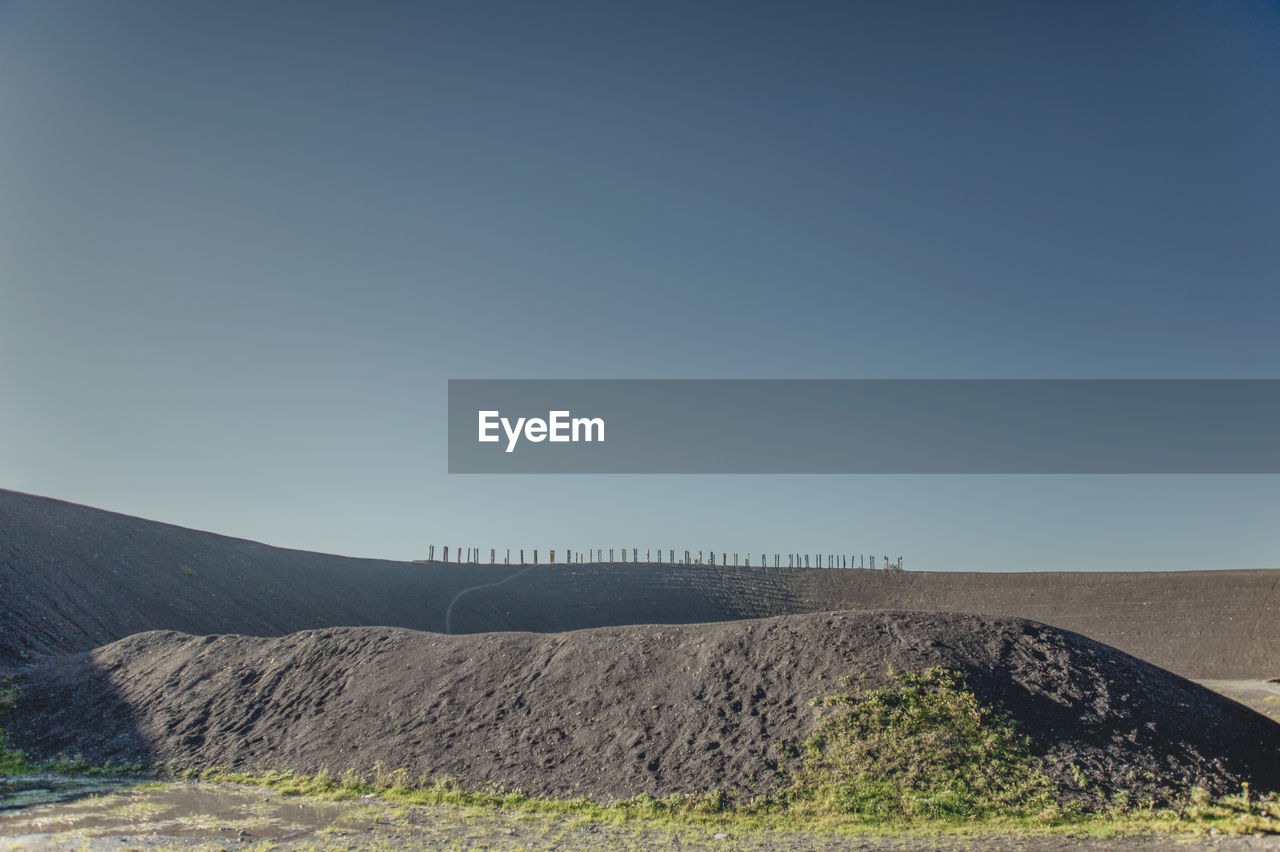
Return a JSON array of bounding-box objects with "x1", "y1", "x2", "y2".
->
[{"x1": 9, "y1": 612, "x2": 1280, "y2": 807}]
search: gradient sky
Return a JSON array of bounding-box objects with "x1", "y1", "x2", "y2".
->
[{"x1": 2, "y1": 1, "x2": 1278, "y2": 571}]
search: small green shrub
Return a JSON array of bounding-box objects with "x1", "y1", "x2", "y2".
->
[
  {"x1": 783, "y1": 667, "x2": 1059, "y2": 822},
  {"x1": 0, "y1": 732, "x2": 34, "y2": 775},
  {"x1": 0, "y1": 677, "x2": 32, "y2": 775}
]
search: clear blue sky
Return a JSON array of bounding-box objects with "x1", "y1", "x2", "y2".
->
[{"x1": 3, "y1": 1, "x2": 1278, "y2": 571}]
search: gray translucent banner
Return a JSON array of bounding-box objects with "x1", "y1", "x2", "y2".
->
[{"x1": 448, "y1": 380, "x2": 1280, "y2": 473}]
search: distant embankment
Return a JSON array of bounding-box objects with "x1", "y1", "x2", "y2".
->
[
  {"x1": 0, "y1": 489, "x2": 477, "y2": 666},
  {"x1": 0, "y1": 490, "x2": 795, "y2": 668},
  {"x1": 2, "y1": 489, "x2": 1276, "y2": 678},
  {"x1": 793, "y1": 568, "x2": 1279, "y2": 680}
]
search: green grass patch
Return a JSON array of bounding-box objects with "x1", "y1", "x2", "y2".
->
[
  {"x1": 0, "y1": 731, "x2": 143, "y2": 778},
  {"x1": 783, "y1": 667, "x2": 1059, "y2": 822},
  {"x1": 176, "y1": 764, "x2": 1280, "y2": 839},
  {"x1": 0, "y1": 676, "x2": 29, "y2": 775}
]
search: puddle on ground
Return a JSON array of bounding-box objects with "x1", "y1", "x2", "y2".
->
[{"x1": 1, "y1": 779, "x2": 347, "y2": 847}]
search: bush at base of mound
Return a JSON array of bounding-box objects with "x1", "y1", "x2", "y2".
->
[{"x1": 783, "y1": 668, "x2": 1060, "y2": 821}]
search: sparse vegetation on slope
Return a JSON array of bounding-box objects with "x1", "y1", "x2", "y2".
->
[
  {"x1": 783, "y1": 668, "x2": 1059, "y2": 821},
  {"x1": 2, "y1": 675, "x2": 141, "y2": 778},
  {"x1": 0, "y1": 675, "x2": 24, "y2": 775}
]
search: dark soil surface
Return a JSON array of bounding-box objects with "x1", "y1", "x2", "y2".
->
[
  {"x1": 9, "y1": 612, "x2": 1280, "y2": 807},
  {"x1": 3, "y1": 490, "x2": 1277, "y2": 680}
]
